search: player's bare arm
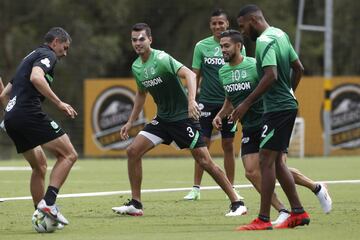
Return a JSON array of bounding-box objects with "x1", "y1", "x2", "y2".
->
[
  {"x1": 230, "y1": 66, "x2": 277, "y2": 122},
  {"x1": 213, "y1": 97, "x2": 234, "y2": 130},
  {"x1": 178, "y1": 66, "x2": 201, "y2": 120},
  {"x1": 120, "y1": 90, "x2": 147, "y2": 140},
  {"x1": 291, "y1": 59, "x2": 304, "y2": 91},
  {"x1": 0, "y1": 80, "x2": 12, "y2": 110},
  {"x1": 30, "y1": 66, "x2": 77, "y2": 118}
]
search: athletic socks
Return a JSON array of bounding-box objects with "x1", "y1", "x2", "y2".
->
[
  {"x1": 258, "y1": 214, "x2": 270, "y2": 222},
  {"x1": 44, "y1": 186, "x2": 59, "y2": 206},
  {"x1": 193, "y1": 185, "x2": 200, "y2": 189},
  {"x1": 312, "y1": 184, "x2": 321, "y2": 194},
  {"x1": 279, "y1": 208, "x2": 290, "y2": 214},
  {"x1": 292, "y1": 207, "x2": 305, "y2": 214}
]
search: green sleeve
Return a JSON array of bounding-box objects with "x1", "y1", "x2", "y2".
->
[
  {"x1": 258, "y1": 40, "x2": 277, "y2": 68},
  {"x1": 159, "y1": 52, "x2": 183, "y2": 74},
  {"x1": 191, "y1": 43, "x2": 202, "y2": 70}
]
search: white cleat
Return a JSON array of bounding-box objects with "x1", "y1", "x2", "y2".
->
[
  {"x1": 316, "y1": 183, "x2": 332, "y2": 214},
  {"x1": 112, "y1": 199, "x2": 144, "y2": 216},
  {"x1": 271, "y1": 211, "x2": 290, "y2": 226},
  {"x1": 183, "y1": 188, "x2": 200, "y2": 200},
  {"x1": 37, "y1": 199, "x2": 69, "y2": 225},
  {"x1": 225, "y1": 203, "x2": 247, "y2": 217}
]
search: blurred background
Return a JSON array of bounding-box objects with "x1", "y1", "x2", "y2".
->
[{"x1": 0, "y1": 0, "x2": 359, "y2": 159}]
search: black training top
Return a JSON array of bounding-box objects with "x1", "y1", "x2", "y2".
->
[{"x1": 6, "y1": 45, "x2": 57, "y2": 113}]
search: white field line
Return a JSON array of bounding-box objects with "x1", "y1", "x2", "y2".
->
[{"x1": 1, "y1": 179, "x2": 359, "y2": 202}]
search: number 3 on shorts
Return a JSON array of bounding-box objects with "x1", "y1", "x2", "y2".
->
[{"x1": 187, "y1": 126, "x2": 195, "y2": 138}]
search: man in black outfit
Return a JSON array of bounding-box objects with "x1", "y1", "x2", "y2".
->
[{"x1": 0, "y1": 27, "x2": 77, "y2": 226}]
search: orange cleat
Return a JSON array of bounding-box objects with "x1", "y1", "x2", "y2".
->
[
  {"x1": 235, "y1": 218, "x2": 273, "y2": 231},
  {"x1": 274, "y1": 211, "x2": 310, "y2": 229}
]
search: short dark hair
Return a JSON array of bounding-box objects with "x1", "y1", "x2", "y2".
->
[
  {"x1": 220, "y1": 29, "x2": 244, "y2": 44},
  {"x1": 211, "y1": 8, "x2": 228, "y2": 19},
  {"x1": 237, "y1": 4, "x2": 261, "y2": 18},
  {"x1": 44, "y1": 27, "x2": 71, "y2": 44},
  {"x1": 132, "y1": 23, "x2": 152, "y2": 37}
]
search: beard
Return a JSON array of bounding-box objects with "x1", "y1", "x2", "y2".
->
[
  {"x1": 249, "y1": 26, "x2": 260, "y2": 41},
  {"x1": 224, "y1": 52, "x2": 236, "y2": 62}
]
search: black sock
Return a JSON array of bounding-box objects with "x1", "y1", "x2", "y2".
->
[
  {"x1": 130, "y1": 199, "x2": 143, "y2": 209},
  {"x1": 258, "y1": 214, "x2": 270, "y2": 222},
  {"x1": 232, "y1": 200, "x2": 244, "y2": 207},
  {"x1": 44, "y1": 186, "x2": 59, "y2": 206},
  {"x1": 292, "y1": 207, "x2": 305, "y2": 214},
  {"x1": 279, "y1": 208, "x2": 290, "y2": 214},
  {"x1": 312, "y1": 184, "x2": 321, "y2": 194},
  {"x1": 34, "y1": 205, "x2": 37, "y2": 210}
]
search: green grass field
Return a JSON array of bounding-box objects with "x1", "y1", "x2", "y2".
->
[{"x1": 0, "y1": 156, "x2": 359, "y2": 240}]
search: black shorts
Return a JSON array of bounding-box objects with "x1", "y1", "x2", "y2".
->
[
  {"x1": 241, "y1": 127, "x2": 262, "y2": 156},
  {"x1": 141, "y1": 116, "x2": 206, "y2": 149},
  {"x1": 198, "y1": 102, "x2": 236, "y2": 139},
  {"x1": 260, "y1": 109, "x2": 298, "y2": 151},
  {"x1": 4, "y1": 110, "x2": 65, "y2": 153}
]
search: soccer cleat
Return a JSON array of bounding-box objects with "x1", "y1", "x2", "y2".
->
[
  {"x1": 274, "y1": 211, "x2": 310, "y2": 229},
  {"x1": 183, "y1": 187, "x2": 200, "y2": 200},
  {"x1": 236, "y1": 218, "x2": 273, "y2": 231},
  {"x1": 112, "y1": 199, "x2": 144, "y2": 216},
  {"x1": 225, "y1": 201, "x2": 247, "y2": 217},
  {"x1": 316, "y1": 183, "x2": 332, "y2": 214},
  {"x1": 37, "y1": 199, "x2": 69, "y2": 225},
  {"x1": 271, "y1": 211, "x2": 290, "y2": 226}
]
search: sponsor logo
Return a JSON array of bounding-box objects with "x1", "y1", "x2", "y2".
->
[
  {"x1": 203, "y1": 57, "x2": 225, "y2": 65},
  {"x1": 142, "y1": 77, "x2": 163, "y2": 88},
  {"x1": 40, "y1": 58, "x2": 51, "y2": 68},
  {"x1": 92, "y1": 87, "x2": 146, "y2": 150},
  {"x1": 224, "y1": 82, "x2": 251, "y2": 93},
  {"x1": 50, "y1": 121, "x2": 59, "y2": 129},
  {"x1": 242, "y1": 137, "x2": 250, "y2": 144},
  {"x1": 151, "y1": 119, "x2": 159, "y2": 125},
  {"x1": 328, "y1": 84, "x2": 360, "y2": 149},
  {"x1": 5, "y1": 96, "x2": 16, "y2": 112}
]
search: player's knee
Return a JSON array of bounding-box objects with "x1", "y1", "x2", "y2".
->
[
  {"x1": 245, "y1": 169, "x2": 259, "y2": 182},
  {"x1": 67, "y1": 150, "x2": 78, "y2": 164},
  {"x1": 33, "y1": 162, "x2": 47, "y2": 177},
  {"x1": 126, "y1": 145, "x2": 138, "y2": 159}
]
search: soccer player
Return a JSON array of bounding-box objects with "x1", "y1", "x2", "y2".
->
[
  {"x1": 0, "y1": 27, "x2": 77, "y2": 226},
  {"x1": 233, "y1": 5, "x2": 311, "y2": 230},
  {"x1": 184, "y1": 8, "x2": 244, "y2": 201},
  {"x1": 215, "y1": 29, "x2": 331, "y2": 227},
  {"x1": 111, "y1": 23, "x2": 247, "y2": 217}
]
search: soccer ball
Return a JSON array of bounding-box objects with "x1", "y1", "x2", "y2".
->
[{"x1": 32, "y1": 209, "x2": 57, "y2": 233}]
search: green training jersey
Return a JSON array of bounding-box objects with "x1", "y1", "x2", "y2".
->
[
  {"x1": 192, "y1": 36, "x2": 246, "y2": 104},
  {"x1": 219, "y1": 56, "x2": 263, "y2": 130},
  {"x1": 255, "y1": 26, "x2": 299, "y2": 113},
  {"x1": 132, "y1": 49, "x2": 188, "y2": 121}
]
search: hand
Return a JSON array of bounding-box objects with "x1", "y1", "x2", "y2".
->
[
  {"x1": 58, "y1": 102, "x2": 77, "y2": 119},
  {"x1": 120, "y1": 122, "x2": 132, "y2": 140},
  {"x1": 212, "y1": 115, "x2": 223, "y2": 130},
  {"x1": 229, "y1": 103, "x2": 248, "y2": 122},
  {"x1": 188, "y1": 99, "x2": 201, "y2": 120}
]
